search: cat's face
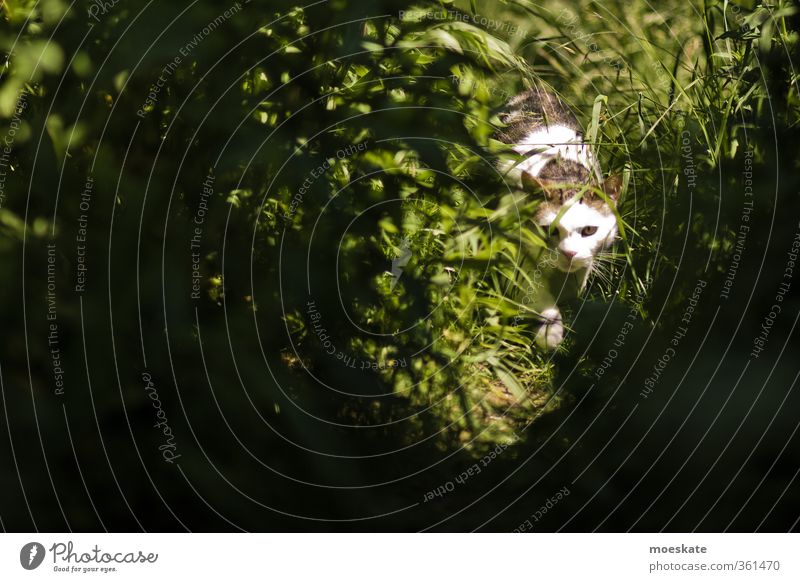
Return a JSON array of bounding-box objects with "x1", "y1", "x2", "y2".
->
[{"x1": 528, "y1": 172, "x2": 621, "y2": 273}]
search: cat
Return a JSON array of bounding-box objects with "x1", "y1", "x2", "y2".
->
[{"x1": 497, "y1": 88, "x2": 621, "y2": 351}]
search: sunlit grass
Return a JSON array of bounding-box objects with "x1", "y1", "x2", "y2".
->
[{"x1": 363, "y1": 0, "x2": 798, "y2": 451}]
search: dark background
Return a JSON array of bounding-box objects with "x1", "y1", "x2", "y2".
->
[{"x1": 0, "y1": 0, "x2": 798, "y2": 531}]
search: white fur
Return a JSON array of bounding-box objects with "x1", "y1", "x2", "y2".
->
[
  {"x1": 530, "y1": 204, "x2": 617, "y2": 351},
  {"x1": 509, "y1": 126, "x2": 601, "y2": 183},
  {"x1": 539, "y1": 201, "x2": 617, "y2": 273},
  {"x1": 505, "y1": 125, "x2": 617, "y2": 351},
  {"x1": 534, "y1": 307, "x2": 563, "y2": 351}
]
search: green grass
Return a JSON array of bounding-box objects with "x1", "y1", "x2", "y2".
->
[
  {"x1": 325, "y1": 0, "x2": 800, "y2": 452},
  {"x1": 0, "y1": 0, "x2": 797, "y2": 458}
]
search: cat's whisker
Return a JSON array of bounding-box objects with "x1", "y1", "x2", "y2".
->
[
  {"x1": 593, "y1": 269, "x2": 612, "y2": 288},
  {"x1": 587, "y1": 257, "x2": 618, "y2": 289}
]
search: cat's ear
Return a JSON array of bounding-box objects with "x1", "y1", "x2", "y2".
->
[
  {"x1": 603, "y1": 174, "x2": 622, "y2": 204},
  {"x1": 522, "y1": 171, "x2": 555, "y2": 200}
]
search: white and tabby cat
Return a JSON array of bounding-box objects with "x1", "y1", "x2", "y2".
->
[{"x1": 498, "y1": 89, "x2": 621, "y2": 350}]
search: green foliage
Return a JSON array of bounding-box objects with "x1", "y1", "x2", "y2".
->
[{"x1": 0, "y1": 0, "x2": 798, "y2": 530}]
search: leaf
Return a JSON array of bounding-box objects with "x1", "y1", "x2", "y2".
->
[
  {"x1": 587, "y1": 94, "x2": 607, "y2": 147},
  {"x1": 492, "y1": 365, "x2": 529, "y2": 402}
]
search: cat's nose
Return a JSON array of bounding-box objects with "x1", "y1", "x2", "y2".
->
[{"x1": 560, "y1": 248, "x2": 577, "y2": 260}]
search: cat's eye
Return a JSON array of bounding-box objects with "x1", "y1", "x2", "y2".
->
[{"x1": 581, "y1": 226, "x2": 598, "y2": 237}]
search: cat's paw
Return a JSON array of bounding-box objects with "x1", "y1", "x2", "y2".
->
[{"x1": 534, "y1": 308, "x2": 564, "y2": 351}]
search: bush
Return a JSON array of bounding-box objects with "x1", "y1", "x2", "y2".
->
[{"x1": 0, "y1": 0, "x2": 798, "y2": 531}]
